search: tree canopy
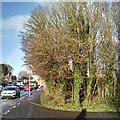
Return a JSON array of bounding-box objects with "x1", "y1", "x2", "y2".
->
[
  {"x1": 18, "y1": 70, "x2": 30, "y2": 80},
  {"x1": 0, "y1": 63, "x2": 13, "y2": 83},
  {"x1": 21, "y1": 2, "x2": 119, "y2": 107},
  {"x1": 0, "y1": 63, "x2": 13, "y2": 76}
]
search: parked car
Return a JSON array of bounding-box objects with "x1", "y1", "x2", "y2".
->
[
  {"x1": 37, "y1": 84, "x2": 45, "y2": 91},
  {"x1": 19, "y1": 85, "x2": 24, "y2": 90},
  {"x1": 6, "y1": 84, "x2": 15, "y2": 87},
  {"x1": 1, "y1": 86, "x2": 20, "y2": 99},
  {"x1": 24, "y1": 85, "x2": 33, "y2": 91},
  {"x1": 30, "y1": 81, "x2": 38, "y2": 89},
  {"x1": 38, "y1": 84, "x2": 45, "y2": 88},
  {"x1": 14, "y1": 85, "x2": 22, "y2": 90},
  {"x1": 0, "y1": 85, "x2": 3, "y2": 92}
]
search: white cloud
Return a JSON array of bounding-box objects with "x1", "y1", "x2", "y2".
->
[{"x1": 2, "y1": 15, "x2": 30, "y2": 32}]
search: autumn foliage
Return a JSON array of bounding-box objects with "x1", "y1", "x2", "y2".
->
[{"x1": 21, "y1": 3, "x2": 119, "y2": 107}]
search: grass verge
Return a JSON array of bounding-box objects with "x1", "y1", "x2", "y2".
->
[{"x1": 40, "y1": 93, "x2": 119, "y2": 112}]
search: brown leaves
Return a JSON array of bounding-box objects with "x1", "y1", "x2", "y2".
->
[{"x1": 21, "y1": 2, "x2": 117, "y2": 85}]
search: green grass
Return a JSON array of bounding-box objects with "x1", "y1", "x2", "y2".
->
[
  {"x1": 83, "y1": 102, "x2": 119, "y2": 112},
  {"x1": 40, "y1": 93, "x2": 119, "y2": 112}
]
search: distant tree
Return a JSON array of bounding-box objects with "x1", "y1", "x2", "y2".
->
[
  {"x1": 0, "y1": 63, "x2": 13, "y2": 76},
  {"x1": 0, "y1": 63, "x2": 8, "y2": 76},
  {"x1": 18, "y1": 70, "x2": 32, "y2": 80},
  {"x1": 11, "y1": 75, "x2": 17, "y2": 81},
  {"x1": 0, "y1": 63, "x2": 13, "y2": 83}
]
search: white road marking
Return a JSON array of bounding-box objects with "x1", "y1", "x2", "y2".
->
[
  {"x1": 17, "y1": 102, "x2": 20, "y2": 105},
  {"x1": 4, "y1": 110, "x2": 10, "y2": 114},
  {"x1": 20, "y1": 96, "x2": 26, "y2": 101},
  {"x1": 37, "y1": 89, "x2": 39, "y2": 91},
  {"x1": 12, "y1": 105, "x2": 16, "y2": 108}
]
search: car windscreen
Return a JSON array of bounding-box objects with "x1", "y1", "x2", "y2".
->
[{"x1": 5, "y1": 87, "x2": 16, "y2": 90}]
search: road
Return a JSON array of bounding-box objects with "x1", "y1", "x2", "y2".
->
[
  {"x1": 0, "y1": 89, "x2": 37, "y2": 118},
  {"x1": 1, "y1": 90, "x2": 30, "y2": 114},
  {"x1": 1, "y1": 88, "x2": 119, "y2": 120}
]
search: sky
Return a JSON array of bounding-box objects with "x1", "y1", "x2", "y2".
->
[
  {"x1": 1, "y1": 2, "x2": 45, "y2": 76},
  {"x1": 0, "y1": 1, "x2": 116, "y2": 77}
]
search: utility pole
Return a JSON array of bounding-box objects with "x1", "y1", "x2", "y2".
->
[{"x1": 28, "y1": 69, "x2": 31, "y2": 97}]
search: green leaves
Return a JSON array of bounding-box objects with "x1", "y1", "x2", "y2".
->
[
  {"x1": 21, "y1": 2, "x2": 119, "y2": 109},
  {"x1": 0, "y1": 63, "x2": 13, "y2": 76}
]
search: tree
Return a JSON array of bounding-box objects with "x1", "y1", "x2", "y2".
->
[
  {"x1": 18, "y1": 70, "x2": 29, "y2": 80},
  {"x1": 0, "y1": 63, "x2": 13, "y2": 83},
  {"x1": 113, "y1": 2, "x2": 120, "y2": 103},
  {"x1": 11, "y1": 75, "x2": 17, "y2": 81},
  {"x1": 21, "y1": 2, "x2": 119, "y2": 106},
  {"x1": 21, "y1": 3, "x2": 90, "y2": 104},
  {"x1": 117, "y1": 1, "x2": 120, "y2": 103},
  {"x1": 0, "y1": 63, "x2": 13, "y2": 76},
  {"x1": 0, "y1": 63, "x2": 9, "y2": 76}
]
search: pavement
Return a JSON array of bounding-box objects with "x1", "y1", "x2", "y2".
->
[{"x1": 1, "y1": 88, "x2": 120, "y2": 120}]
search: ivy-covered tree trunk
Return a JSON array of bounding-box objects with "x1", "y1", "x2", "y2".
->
[
  {"x1": 116, "y1": 2, "x2": 120, "y2": 104},
  {"x1": 73, "y1": 65, "x2": 83, "y2": 105}
]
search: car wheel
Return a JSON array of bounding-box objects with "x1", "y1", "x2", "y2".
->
[
  {"x1": 18, "y1": 93, "x2": 20, "y2": 98},
  {"x1": 15, "y1": 94, "x2": 17, "y2": 98}
]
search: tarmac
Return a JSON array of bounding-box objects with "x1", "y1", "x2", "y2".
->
[{"x1": 1, "y1": 88, "x2": 120, "y2": 120}]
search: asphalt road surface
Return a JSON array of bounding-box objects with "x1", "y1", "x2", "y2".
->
[
  {"x1": 0, "y1": 89, "x2": 36, "y2": 119},
  {"x1": 1, "y1": 87, "x2": 120, "y2": 120},
  {"x1": 1, "y1": 90, "x2": 29, "y2": 113}
]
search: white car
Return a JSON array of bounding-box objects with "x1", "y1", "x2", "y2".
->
[
  {"x1": 6, "y1": 84, "x2": 15, "y2": 87},
  {"x1": 39, "y1": 84, "x2": 45, "y2": 88},
  {"x1": 37, "y1": 84, "x2": 45, "y2": 91},
  {"x1": 1, "y1": 86, "x2": 20, "y2": 99}
]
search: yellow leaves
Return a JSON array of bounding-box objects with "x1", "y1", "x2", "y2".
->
[
  {"x1": 21, "y1": 2, "x2": 117, "y2": 84},
  {"x1": 102, "y1": 54, "x2": 112, "y2": 63}
]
